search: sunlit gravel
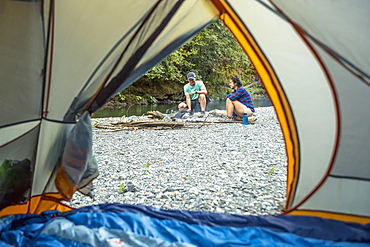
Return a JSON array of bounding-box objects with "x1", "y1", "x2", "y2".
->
[{"x1": 67, "y1": 106, "x2": 287, "y2": 216}]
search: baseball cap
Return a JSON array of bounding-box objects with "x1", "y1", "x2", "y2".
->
[{"x1": 187, "y1": 72, "x2": 196, "y2": 80}]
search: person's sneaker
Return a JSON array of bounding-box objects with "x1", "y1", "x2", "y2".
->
[
  {"x1": 198, "y1": 111, "x2": 206, "y2": 118},
  {"x1": 248, "y1": 116, "x2": 257, "y2": 122},
  {"x1": 234, "y1": 115, "x2": 242, "y2": 121},
  {"x1": 222, "y1": 115, "x2": 234, "y2": 121},
  {"x1": 171, "y1": 111, "x2": 186, "y2": 119}
]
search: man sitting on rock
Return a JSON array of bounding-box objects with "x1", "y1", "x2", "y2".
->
[
  {"x1": 172, "y1": 72, "x2": 207, "y2": 119},
  {"x1": 183, "y1": 72, "x2": 207, "y2": 117}
]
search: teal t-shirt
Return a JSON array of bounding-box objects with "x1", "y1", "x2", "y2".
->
[{"x1": 184, "y1": 81, "x2": 205, "y2": 100}]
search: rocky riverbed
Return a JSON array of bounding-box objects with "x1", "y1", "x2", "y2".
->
[{"x1": 67, "y1": 106, "x2": 287, "y2": 216}]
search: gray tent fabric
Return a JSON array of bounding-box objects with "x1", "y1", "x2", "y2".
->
[
  {"x1": 55, "y1": 112, "x2": 96, "y2": 200},
  {"x1": 77, "y1": 154, "x2": 99, "y2": 198},
  {"x1": 61, "y1": 112, "x2": 92, "y2": 186}
]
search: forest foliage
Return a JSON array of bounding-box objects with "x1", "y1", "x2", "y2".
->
[{"x1": 113, "y1": 20, "x2": 266, "y2": 105}]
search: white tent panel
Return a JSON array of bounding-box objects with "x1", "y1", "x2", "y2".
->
[
  {"x1": 228, "y1": 0, "x2": 336, "y2": 204},
  {"x1": 0, "y1": 1, "x2": 43, "y2": 125},
  {"x1": 312, "y1": 42, "x2": 370, "y2": 179},
  {"x1": 263, "y1": 0, "x2": 370, "y2": 212},
  {"x1": 0, "y1": 126, "x2": 39, "y2": 170},
  {"x1": 0, "y1": 122, "x2": 39, "y2": 147},
  {"x1": 301, "y1": 177, "x2": 370, "y2": 216},
  {"x1": 32, "y1": 120, "x2": 74, "y2": 195},
  {"x1": 273, "y1": 0, "x2": 370, "y2": 75},
  {"x1": 45, "y1": 0, "x2": 155, "y2": 120}
]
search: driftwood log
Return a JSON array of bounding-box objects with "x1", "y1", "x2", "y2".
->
[
  {"x1": 94, "y1": 119, "x2": 255, "y2": 131},
  {"x1": 94, "y1": 120, "x2": 185, "y2": 131},
  {"x1": 146, "y1": 111, "x2": 166, "y2": 119}
]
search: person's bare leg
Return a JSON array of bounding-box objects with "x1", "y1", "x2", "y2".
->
[
  {"x1": 198, "y1": 94, "x2": 207, "y2": 112},
  {"x1": 178, "y1": 102, "x2": 187, "y2": 112},
  {"x1": 232, "y1": 100, "x2": 247, "y2": 117},
  {"x1": 226, "y1": 99, "x2": 247, "y2": 118},
  {"x1": 226, "y1": 98, "x2": 234, "y2": 117}
]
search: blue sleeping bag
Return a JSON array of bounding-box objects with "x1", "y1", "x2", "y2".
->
[{"x1": 0, "y1": 203, "x2": 369, "y2": 246}]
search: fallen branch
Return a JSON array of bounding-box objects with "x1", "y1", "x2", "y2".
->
[
  {"x1": 146, "y1": 111, "x2": 166, "y2": 119},
  {"x1": 95, "y1": 120, "x2": 185, "y2": 130}
]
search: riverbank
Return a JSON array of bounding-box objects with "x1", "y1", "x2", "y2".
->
[
  {"x1": 67, "y1": 106, "x2": 287, "y2": 216},
  {"x1": 93, "y1": 98, "x2": 272, "y2": 118}
]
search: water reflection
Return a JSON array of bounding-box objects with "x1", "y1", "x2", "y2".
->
[{"x1": 92, "y1": 98, "x2": 272, "y2": 118}]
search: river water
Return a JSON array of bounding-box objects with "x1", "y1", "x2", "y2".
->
[{"x1": 92, "y1": 98, "x2": 272, "y2": 118}]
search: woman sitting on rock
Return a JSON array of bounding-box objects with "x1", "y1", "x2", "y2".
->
[{"x1": 225, "y1": 76, "x2": 255, "y2": 120}]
